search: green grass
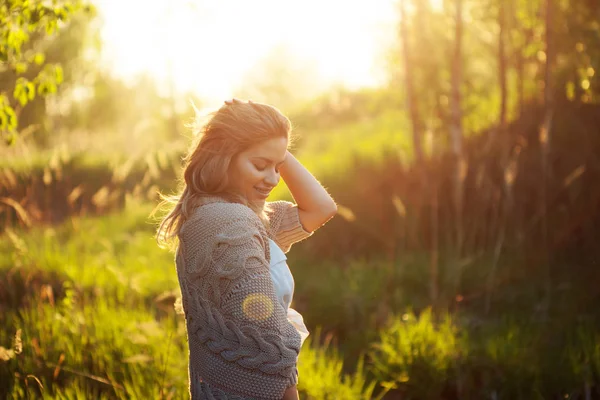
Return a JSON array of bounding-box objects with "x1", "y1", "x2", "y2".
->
[
  {"x1": 3, "y1": 106, "x2": 600, "y2": 398},
  {"x1": 1, "y1": 292, "x2": 188, "y2": 399},
  {"x1": 2, "y1": 198, "x2": 600, "y2": 399},
  {"x1": 1, "y1": 199, "x2": 176, "y2": 301},
  {"x1": 0, "y1": 199, "x2": 378, "y2": 399}
]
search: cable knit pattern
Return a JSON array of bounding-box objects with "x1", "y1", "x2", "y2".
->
[
  {"x1": 176, "y1": 196, "x2": 312, "y2": 400},
  {"x1": 264, "y1": 200, "x2": 313, "y2": 254}
]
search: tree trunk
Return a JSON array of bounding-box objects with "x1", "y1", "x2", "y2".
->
[
  {"x1": 499, "y1": 1, "x2": 508, "y2": 133},
  {"x1": 540, "y1": 0, "x2": 554, "y2": 318},
  {"x1": 400, "y1": 0, "x2": 424, "y2": 166},
  {"x1": 450, "y1": 0, "x2": 464, "y2": 291},
  {"x1": 430, "y1": 165, "x2": 439, "y2": 307},
  {"x1": 485, "y1": 0, "x2": 514, "y2": 315}
]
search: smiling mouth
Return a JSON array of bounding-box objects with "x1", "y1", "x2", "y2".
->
[{"x1": 254, "y1": 186, "x2": 272, "y2": 197}]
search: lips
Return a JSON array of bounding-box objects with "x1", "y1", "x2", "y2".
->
[{"x1": 254, "y1": 186, "x2": 273, "y2": 197}]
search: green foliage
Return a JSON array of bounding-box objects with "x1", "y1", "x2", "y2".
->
[
  {"x1": 0, "y1": 94, "x2": 17, "y2": 142},
  {"x1": 0, "y1": 143, "x2": 183, "y2": 231},
  {"x1": 1, "y1": 291, "x2": 188, "y2": 398},
  {"x1": 290, "y1": 255, "x2": 418, "y2": 367},
  {"x1": 0, "y1": 0, "x2": 95, "y2": 143},
  {"x1": 0, "y1": 200, "x2": 177, "y2": 301},
  {"x1": 0, "y1": 202, "x2": 187, "y2": 398},
  {"x1": 467, "y1": 320, "x2": 545, "y2": 398},
  {"x1": 566, "y1": 325, "x2": 600, "y2": 388},
  {"x1": 298, "y1": 329, "x2": 381, "y2": 400},
  {"x1": 272, "y1": 110, "x2": 411, "y2": 202},
  {"x1": 368, "y1": 308, "x2": 461, "y2": 399},
  {"x1": 0, "y1": 202, "x2": 377, "y2": 398}
]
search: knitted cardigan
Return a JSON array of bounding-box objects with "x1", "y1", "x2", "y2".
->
[{"x1": 176, "y1": 195, "x2": 312, "y2": 400}]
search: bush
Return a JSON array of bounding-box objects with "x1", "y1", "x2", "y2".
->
[
  {"x1": 298, "y1": 328, "x2": 381, "y2": 400},
  {"x1": 368, "y1": 308, "x2": 462, "y2": 399}
]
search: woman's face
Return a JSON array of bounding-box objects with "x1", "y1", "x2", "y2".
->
[{"x1": 227, "y1": 136, "x2": 288, "y2": 206}]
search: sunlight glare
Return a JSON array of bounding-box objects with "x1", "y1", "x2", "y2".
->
[
  {"x1": 430, "y1": 0, "x2": 444, "y2": 11},
  {"x1": 97, "y1": 0, "x2": 399, "y2": 102}
]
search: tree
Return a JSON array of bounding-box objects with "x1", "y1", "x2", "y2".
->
[
  {"x1": 450, "y1": 0, "x2": 464, "y2": 263},
  {"x1": 0, "y1": 0, "x2": 94, "y2": 144},
  {"x1": 400, "y1": 0, "x2": 424, "y2": 166},
  {"x1": 539, "y1": 0, "x2": 554, "y2": 318}
]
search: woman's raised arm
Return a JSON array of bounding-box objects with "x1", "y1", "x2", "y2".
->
[{"x1": 279, "y1": 151, "x2": 337, "y2": 233}]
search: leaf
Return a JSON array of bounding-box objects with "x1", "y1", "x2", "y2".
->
[
  {"x1": 0, "y1": 109, "x2": 8, "y2": 130},
  {"x1": 37, "y1": 81, "x2": 51, "y2": 96},
  {"x1": 13, "y1": 79, "x2": 28, "y2": 106},
  {"x1": 83, "y1": 4, "x2": 97, "y2": 15},
  {"x1": 33, "y1": 53, "x2": 45, "y2": 65},
  {"x1": 13, "y1": 78, "x2": 35, "y2": 106},
  {"x1": 5, "y1": 107, "x2": 17, "y2": 131},
  {"x1": 45, "y1": 20, "x2": 57, "y2": 35},
  {"x1": 3, "y1": 131, "x2": 17, "y2": 146},
  {"x1": 54, "y1": 65, "x2": 63, "y2": 84},
  {"x1": 15, "y1": 62, "x2": 28, "y2": 74}
]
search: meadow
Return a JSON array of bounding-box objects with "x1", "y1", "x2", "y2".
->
[
  {"x1": 0, "y1": 199, "x2": 378, "y2": 399},
  {"x1": 2, "y1": 0, "x2": 600, "y2": 397},
  {"x1": 2, "y1": 101, "x2": 600, "y2": 399}
]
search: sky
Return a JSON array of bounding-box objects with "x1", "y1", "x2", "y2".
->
[{"x1": 96, "y1": 0, "x2": 400, "y2": 103}]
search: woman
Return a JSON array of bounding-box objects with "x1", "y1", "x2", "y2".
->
[{"x1": 156, "y1": 99, "x2": 337, "y2": 400}]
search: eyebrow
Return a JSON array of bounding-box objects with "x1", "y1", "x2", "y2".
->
[{"x1": 252, "y1": 157, "x2": 285, "y2": 165}]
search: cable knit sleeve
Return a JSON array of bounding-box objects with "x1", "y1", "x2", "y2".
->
[
  {"x1": 265, "y1": 200, "x2": 313, "y2": 253},
  {"x1": 178, "y1": 202, "x2": 301, "y2": 400}
]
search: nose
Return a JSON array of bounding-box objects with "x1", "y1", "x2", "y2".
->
[{"x1": 264, "y1": 169, "x2": 279, "y2": 186}]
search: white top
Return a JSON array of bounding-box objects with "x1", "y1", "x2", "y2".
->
[{"x1": 268, "y1": 239, "x2": 309, "y2": 346}]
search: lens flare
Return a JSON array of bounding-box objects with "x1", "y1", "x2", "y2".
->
[{"x1": 242, "y1": 293, "x2": 274, "y2": 321}]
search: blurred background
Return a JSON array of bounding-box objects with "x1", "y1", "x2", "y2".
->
[{"x1": 1, "y1": 0, "x2": 600, "y2": 398}]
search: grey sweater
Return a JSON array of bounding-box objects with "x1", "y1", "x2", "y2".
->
[{"x1": 176, "y1": 196, "x2": 312, "y2": 399}]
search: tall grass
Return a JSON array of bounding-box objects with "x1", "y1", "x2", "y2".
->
[
  {"x1": 369, "y1": 308, "x2": 460, "y2": 399},
  {"x1": 0, "y1": 200, "x2": 379, "y2": 399}
]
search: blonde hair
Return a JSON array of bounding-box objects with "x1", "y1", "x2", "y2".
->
[{"x1": 154, "y1": 99, "x2": 292, "y2": 248}]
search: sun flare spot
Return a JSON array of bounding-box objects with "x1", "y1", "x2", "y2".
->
[{"x1": 242, "y1": 293, "x2": 274, "y2": 322}]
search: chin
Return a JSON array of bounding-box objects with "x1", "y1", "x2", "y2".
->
[{"x1": 247, "y1": 196, "x2": 266, "y2": 208}]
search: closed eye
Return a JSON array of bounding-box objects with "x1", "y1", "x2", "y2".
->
[{"x1": 252, "y1": 158, "x2": 284, "y2": 172}]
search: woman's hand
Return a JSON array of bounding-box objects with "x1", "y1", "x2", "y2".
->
[{"x1": 282, "y1": 384, "x2": 299, "y2": 400}]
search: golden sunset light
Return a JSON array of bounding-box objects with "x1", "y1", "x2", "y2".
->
[
  {"x1": 2, "y1": 0, "x2": 599, "y2": 397},
  {"x1": 96, "y1": 0, "x2": 400, "y2": 102}
]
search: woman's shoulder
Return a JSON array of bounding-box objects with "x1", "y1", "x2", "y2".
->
[
  {"x1": 178, "y1": 200, "x2": 268, "y2": 262},
  {"x1": 181, "y1": 201, "x2": 262, "y2": 238},
  {"x1": 197, "y1": 201, "x2": 258, "y2": 221}
]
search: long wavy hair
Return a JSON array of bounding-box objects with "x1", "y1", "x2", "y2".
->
[{"x1": 155, "y1": 99, "x2": 292, "y2": 248}]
